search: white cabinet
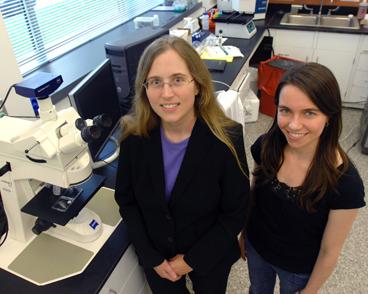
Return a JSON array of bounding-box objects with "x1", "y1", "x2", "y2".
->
[
  {"x1": 271, "y1": 29, "x2": 315, "y2": 62},
  {"x1": 99, "y1": 245, "x2": 151, "y2": 294},
  {"x1": 270, "y1": 29, "x2": 360, "y2": 101},
  {"x1": 314, "y1": 32, "x2": 360, "y2": 98},
  {"x1": 345, "y1": 35, "x2": 368, "y2": 106}
]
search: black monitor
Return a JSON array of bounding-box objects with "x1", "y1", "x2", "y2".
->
[
  {"x1": 105, "y1": 27, "x2": 169, "y2": 115},
  {"x1": 68, "y1": 58, "x2": 121, "y2": 161}
]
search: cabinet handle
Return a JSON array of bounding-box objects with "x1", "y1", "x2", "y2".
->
[
  {"x1": 306, "y1": 56, "x2": 309, "y2": 62},
  {"x1": 316, "y1": 56, "x2": 319, "y2": 63}
]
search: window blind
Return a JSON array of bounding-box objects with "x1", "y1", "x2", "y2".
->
[{"x1": 0, "y1": 0, "x2": 162, "y2": 74}]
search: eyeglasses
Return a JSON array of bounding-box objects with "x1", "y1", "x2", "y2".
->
[{"x1": 143, "y1": 75, "x2": 194, "y2": 91}]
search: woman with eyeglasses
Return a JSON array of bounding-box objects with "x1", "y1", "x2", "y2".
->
[
  {"x1": 114, "y1": 35, "x2": 250, "y2": 294},
  {"x1": 239, "y1": 63, "x2": 365, "y2": 294}
]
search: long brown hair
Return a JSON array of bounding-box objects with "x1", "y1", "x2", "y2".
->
[
  {"x1": 255, "y1": 63, "x2": 348, "y2": 212},
  {"x1": 120, "y1": 35, "x2": 245, "y2": 173}
]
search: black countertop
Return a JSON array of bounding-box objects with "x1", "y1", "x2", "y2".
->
[
  {"x1": 212, "y1": 20, "x2": 266, "y2": 91},
  {"x1": 0, "y1": 22, "x2": 267, "y2": 293},
  {"x1": 266, "y1": 11, "x2": 368, "y2": 35}
]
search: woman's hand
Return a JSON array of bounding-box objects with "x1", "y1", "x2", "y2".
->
[
  {"x1": 238, "y1": 231, "x2": 247, "y2": 260},
  {"x1": 169, "y1": 254, "x2": 193, "y2": 276},
  {"x1": 153, "y1": 259, "x2": 181, "y2": 282}
]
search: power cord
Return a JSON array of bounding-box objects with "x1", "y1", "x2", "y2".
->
[
  {"x1": 212, "y1": 80, "x2": 231, "y2": 89},
  {"x1": 340, "y1": 125, "x2": 358, "y2": 143},
  {"x1": 346, "y1": 138, "x2": 360, "y2": 154},
  {"x1": 0, "y1": 84, "x2": 38, "y2": 119},
  {"x1": 8, "y1": 115, "x2": 38, "y2": 119},
  {"x1": 92, "y1": 137, "x2": 120, "y2": 169},
  {"x1": 0, "y1": 84, "x2": 16, "y2": 111},
  {"x1": 0, "y1": 196, "x2": 8, "y2": 247}
]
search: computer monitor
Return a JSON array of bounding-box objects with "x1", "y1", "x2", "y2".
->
[
  {"x1": 105, "y1": 27, "x2": 169, "y2": 115},
  {"x1": 68, "y1": 58, "x2": 121, "y2": 161}
]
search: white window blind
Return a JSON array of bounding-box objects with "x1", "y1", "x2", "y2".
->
[{"x1": 0, "y1": 0, "x2": 162, "y2": 74}]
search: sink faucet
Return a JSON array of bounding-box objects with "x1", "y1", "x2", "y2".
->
[
  {"x1": 327, "y1": 6, "x2": 340, "y2": 16},
  {"x1": 303, "y1": 5, "x2": 314, "y2": 14},
  {"x1": 316, "y1": 0, "x2": 324, "y2": 24}
]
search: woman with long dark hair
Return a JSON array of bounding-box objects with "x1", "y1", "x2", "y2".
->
[{"x1": 240, "y1": 63, "x2": 365, "y2": 294}]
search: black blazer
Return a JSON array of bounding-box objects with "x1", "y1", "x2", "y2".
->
[{"x1": 114, "y1": 119, "x2": 250, "y2": 275}]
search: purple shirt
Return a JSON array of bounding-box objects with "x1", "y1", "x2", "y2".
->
[{"x1": 160, "y1": 128, "x2": 189, "y2": 201}]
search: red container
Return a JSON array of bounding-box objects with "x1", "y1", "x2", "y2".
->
[{"x1": 258, "y1": 55, "x2": 304, "y2": 117}]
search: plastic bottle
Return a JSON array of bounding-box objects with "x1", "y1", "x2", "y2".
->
[
  {"x1": 357, "y1": 0, "x2": 368, "y2": 21},
  {"x1": 200, "y1": 14, "x2": 209, "y2": 31}
]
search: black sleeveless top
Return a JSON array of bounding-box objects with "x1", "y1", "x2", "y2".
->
[{"x1": 247, "y1": 135, "x2": 366, "y2": 273}]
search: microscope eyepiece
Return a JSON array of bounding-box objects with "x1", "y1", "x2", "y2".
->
[
  {"x1": 93, "y1": 114, "x2": 112, "y2": 128},
  {"x1": 81, "y1": 125, "x2": 101, "y2": 143},
  {"x1": 75, "y1": 118, "x2": 87, "y2": 130}
]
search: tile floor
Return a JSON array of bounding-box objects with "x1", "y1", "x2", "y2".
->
[{"x1": 226, "y1": 108, "x2": 368, "y2": 294}]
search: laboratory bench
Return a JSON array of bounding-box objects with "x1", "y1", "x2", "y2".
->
[
  {"x1": 211, "y1": 20, "x2": 267, "y2": 92},
  {"x1": 0, "y1": 19, "x2": 268, "y2": 293}
]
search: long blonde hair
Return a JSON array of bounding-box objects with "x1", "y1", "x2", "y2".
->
[{"x1": 120, "y1": 35, "x2": 244, "y2": 172}]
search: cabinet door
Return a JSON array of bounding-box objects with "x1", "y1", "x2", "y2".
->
[
  {"x1": 314, "y1": 50, "x2": 356, "y2": 98},
  {"x1": 346, "y1": 50, "x2": 368, "y2": 104},
  {"x1": 273, "y1": 46, "x2": 314, "y2": 62},
  {"x1": 314, "y1": 32, "x2": 360, "y2": 99},
  {"x1": 273, "y1": 29, "x2": 315, "y2": 48},
  {"x1": 272, "y1": 29, "x2": 315, "y2": 62},
  {"x1": 356, "y1": 51, "x2": 368, "y2": 72},
  {"x1": 349, "y1": 85, "x2": 368, "y2": 103},
  {"x1": 361, "y1": 35, "x2": 368, "y2": 51}
]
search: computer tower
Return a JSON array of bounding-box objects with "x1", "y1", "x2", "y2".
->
[{"x1": 105, "y1": 27, "x2": 169, "y2": 115}]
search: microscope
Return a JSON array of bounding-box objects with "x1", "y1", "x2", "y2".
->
[{"x1": 0, "y1": 72, "x2": 106, "y2": 247}]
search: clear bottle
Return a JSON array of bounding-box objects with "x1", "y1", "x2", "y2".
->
[
  {"x1": 200, "y1": 14, "x2": 209, "y2": 31},
  {"x1": 357, "y1": 0, "x2": 368, "y2": 21}
]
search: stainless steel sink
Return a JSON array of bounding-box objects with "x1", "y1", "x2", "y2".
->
[{"x1": 280, "y1": 13, "x2": 360, "y2": 30}]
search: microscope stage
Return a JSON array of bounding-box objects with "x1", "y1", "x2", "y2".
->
[{"x1": 21, "y1": 174, "x2": 105, "y2": 225}]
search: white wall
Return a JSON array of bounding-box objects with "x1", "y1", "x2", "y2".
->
[
  {"x1": 200, "y1": 0, "x2": 217, "y2": 10},
  {"x1": 0, "y1": 13, "x2": 34, "y2": 116}
]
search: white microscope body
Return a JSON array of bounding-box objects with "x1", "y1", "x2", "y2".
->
[{"x1": 0, "y1": 96, "x2": 102, "y2": 245}]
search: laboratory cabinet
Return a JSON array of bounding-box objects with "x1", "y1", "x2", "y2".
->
[
  {"x1": 270, "y1": 29, "x2": 360, "y2": 101},
  {"x1": 99, "y1": 245, "x2": 151, "y2": 294},
  {"x1": 345, "y1": 35, "x2": 368, "y2": 107},
  {"x1": 270, "y1": 29, "x2": 315, "y2": 62}
]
